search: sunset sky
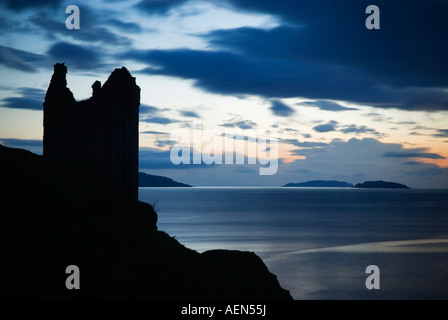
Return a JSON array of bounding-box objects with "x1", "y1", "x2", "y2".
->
[{"x1": 0, "y1": 0, "x2": 447, "y2": 187}]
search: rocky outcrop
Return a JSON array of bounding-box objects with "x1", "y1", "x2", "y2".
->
[{"x1": 202, "y1": 250, "x2": 292, "y2": 300}]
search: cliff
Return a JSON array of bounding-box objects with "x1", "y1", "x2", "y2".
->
[
  {"x1": 0, "y1": 144, "x2": 291, "y2": 299},
  {"x1": 354, "y1": 180, "x2": 410, "y2": 189},
  {"x1": 139, "y1": 172, "x2": 192, "y2": 187},
  {"x1": 284, "y1": 180, "x2": 354, "y2": 188}
]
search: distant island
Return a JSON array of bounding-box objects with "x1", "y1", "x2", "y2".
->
[
  {"x1": 354, "y1": 180, "x2": 410, "y2": 189},
  {"x1": 283, "y1": 180, "x2": 354, "y2": 188},
  {"x1": 139, "y1": 172, "x2": 192, "y2": 187},
  {"x1": 283, "y1": 180, "x2": 410, "y2": 189}
]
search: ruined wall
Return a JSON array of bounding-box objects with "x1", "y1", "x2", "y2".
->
[{"x1": 43, "y1": 63, "x2": 140, "y2": 201}]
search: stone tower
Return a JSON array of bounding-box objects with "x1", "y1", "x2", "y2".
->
[{"x1": 43, "y1": 63, "x2": 140, "y2": 201}]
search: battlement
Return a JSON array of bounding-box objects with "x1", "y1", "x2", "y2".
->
[{"x1": 43, "y1": 63, "x2": 140, "y2": 201}]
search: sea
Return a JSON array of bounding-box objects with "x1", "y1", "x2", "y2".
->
[{"x1": 139, "y1": 187, "x2": 448, "y2": 300}]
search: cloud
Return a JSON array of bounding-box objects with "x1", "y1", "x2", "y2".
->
[
  {"x1": 432, "y1": 129, "x2": 448, "y2": 138},
  {"x1": 135, "y1": 0, "x2": 191, "y2": 15},
  {"x1": 30, "y1": 8, "x2": 133, "y2": 46},
  {"x1": 140, "y1": 104, "x2": 168, "y2": 114},
  {"x1": 125, "y1": 48, "x2": 380, "y2": 104},
  {"x1": 310, "y1": 121, "x2": 381, "y2": 135},
  {"x1": 155, "y1": 139, "x2": 176, "y2": 147},
  {"x1": 313, "y1": 121, "x2": 338, "y2": 133},
  {"x1": 340, "y1": 124, "x2": 380, "y2": 135},
  {"x1": 224, "y1": 0, "x2": 448, "y2": 84},
  {"x1": 1, "y1": 87, "x2": 46, "y2": 110},
  {"x1": 0, "y1": 0, "x2": 63, "y2": 10},
  {"x1": 179, "y1": 110, "x2": 201, "y2": 118},
  {"x1": 220, "y1": 119, "x2": 257, "y2": 130},
  {"x1": 383, "y1": 151, "x2": 445, "y2": 160},
  {"x1": 47, "y1": 42, "x2": 103, "y2": 70},
  {"x1": 270, "y1": 100, "x2": 294, "y2": 117},
  {"x1": 300, "y1": 100, "x2": 358, "y2": 112},
  {"x1": 0, "y1": 45, "x2": 46, "y2": 72},
  {"x1": 281, "y1": 139, "x2": 328, "y2": 148},
  {"x1": 141, "y1": 130, "x2": 168, "y2": 135},
  {"x1": 118, "y1": 0, "x2": 448, "y2": 111},
  {"x1": 105, "y1": 19, "x2": 143, "y2": 33},
  {"x1": 141, "y1": 116, "x2": 180, "y2": 124}
]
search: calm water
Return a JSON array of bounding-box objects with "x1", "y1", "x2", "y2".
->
[{"x1": 139, "y1": 187, "x2": 448, "y2": 299}]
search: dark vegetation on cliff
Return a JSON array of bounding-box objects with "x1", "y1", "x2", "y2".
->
[{"x1": 0, "y1": 145, "x2": 291, "y2": 299}]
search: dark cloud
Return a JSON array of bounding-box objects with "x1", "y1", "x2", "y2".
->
[
  {"x1": 310, "y1": 121, "x2": 381, "y2": 135},
  {"x1": 1, "y1": 87, "x2": 46, "y2": 110},
  {"x1": 135, "y1": 0, "x2": 190, "y2": 15},
  {"x1": 383, "y1": 151, "x2": 445, "y2": 160},
  {"x1": 140, "y1": 104, "x2": 166, "y2": 114},
  {"x1": 433, "y1": 129, "x2": 448, "y2": 138},
  {"x1": 0, "y1": 45, "x2": 46, "y2": 72},
  {"x1": 124, "y1": 48, "x2": 378, "y2": 103},
  {"x1": 30, "y1": 8, "x2": 132, "y2": 46},
  {"x1": 225, "y1": 0, "x2": 448, "y2": 84},
  {"x1": 340, "y1": 124, "x2": 380, "y2": 135},
  {"x1": 141, "y1": 130, "x2": 168, "y2": 135},
  {"x1": 105, "y1": 19, "x2": 142, "y2": 33},
  {"x1": 47, "y1": 42, "x2": 102, "y2": 70},
  {"x1": 300, "y1": 100, "x2": 358, "y2": 112},
  {"x1": 220, "y1": 119, "x2": 257, "y2": 130},
  {"x1": 119, "y1": 0, "x2": 448, "y2": 111},
  {"x1": 205, "y1": 22, "x2": 448, "y2": 110},
  {"x1": 154, "y1": 139, "x2": 176, "y2": 147},
  {"x1": 141, "y1": 116, "x2": 179, "y2": 124},
  {"x1": 0, "y1": 0, "x2": 62, "y2": 11},
  {"x1": 179, "y1": 110, "x2": 201, "y2": 118},
  {"x1": 270, "y1": 100, "x2": 294, "y2": 117},
  {"x1": 313, "y1": 121, "x2": 338, "y2": 133},
  {"x1": 281, "y1": 139, "x2": 328, "y2": 148}
]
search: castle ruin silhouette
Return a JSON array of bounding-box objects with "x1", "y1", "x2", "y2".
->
[{"x1": 43, "y1": 63, "x2": 140, "y2": 201}]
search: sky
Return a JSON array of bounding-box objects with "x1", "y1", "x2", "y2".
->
[{"x1": 0, "y1": 0, "x2": 447, "y2": 188}]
